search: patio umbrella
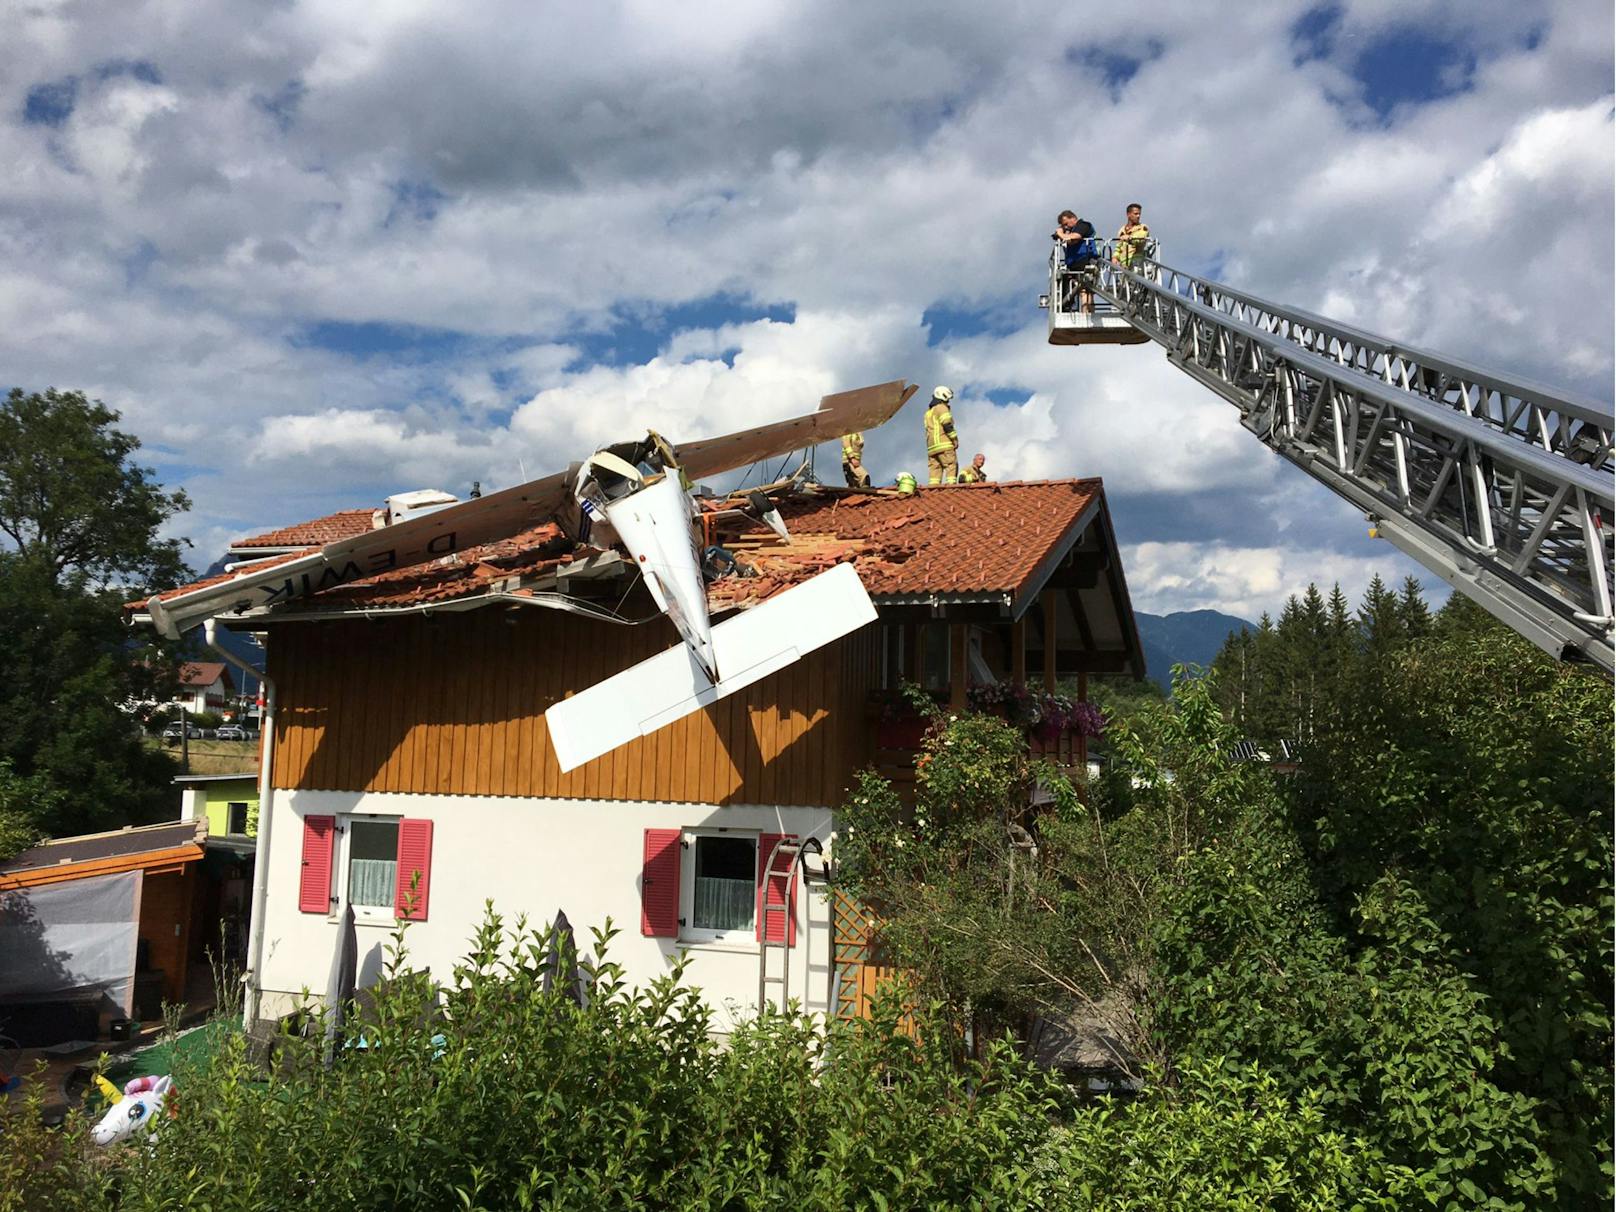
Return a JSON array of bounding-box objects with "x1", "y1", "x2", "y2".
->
[
  {"x1": 541, "y1": 909, "x2": 583, "y2": 1007},
  {"x1": 323, "y1": 902, "x2": 357, "y2": 1066}
]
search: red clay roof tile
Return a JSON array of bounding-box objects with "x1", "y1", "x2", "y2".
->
[
  {"x1": 143, "y1": 480, "x2": 1106, "y2": 620},
  {"x1": 177, "y1": 661, "x2": 230, "y2": 687},
  {"x1": 231, "y1": 509, "x2": 376, "y2": 550}
]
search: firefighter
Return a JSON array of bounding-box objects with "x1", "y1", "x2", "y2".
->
[
  {"x1": 841, "y1": 431, "x2": 871, "y2": 488},
  {"x1": 1113, "y1": 202, "x2": 1151, "y2": 269},
  {"x1": 959, "y1": 452, "x2": 989, "y2": 483},
  {"x1": 924, "y1": 386, "x2": 959, "y2": 485}
]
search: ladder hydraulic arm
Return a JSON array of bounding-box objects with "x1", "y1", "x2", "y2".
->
[{"x1": 1074, "y1": 254, "x2": 1615, "y2": 674}]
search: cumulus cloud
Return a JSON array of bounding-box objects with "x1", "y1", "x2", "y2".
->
[
  {"x1": 1123, "y1": 540, "x2": 1422, "y2": 621},
  {"x1": 0, "y1": 0, "x2": 1607, "y2": 618}
]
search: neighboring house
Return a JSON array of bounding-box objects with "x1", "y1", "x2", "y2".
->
[
  {"x1": 134, "y1": 479, "x2": 1145, "y2": 1030},
  {"x1": 0, "y1": 821, "x2": 208, "y2": 1042},
  {"x1": 177, "y1": 772, "x2": 259, "y2": 838},
  {"x1": 175, "y1": 661, "x2": 235, "y2": 715}
]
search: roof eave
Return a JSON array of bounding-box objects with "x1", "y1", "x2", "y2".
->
[{"x1": 1007, "y1": 494, "x2": 1101, "y2": 620}]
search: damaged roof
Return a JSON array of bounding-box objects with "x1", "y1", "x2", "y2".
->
[
  {"x1": 230, "y1": 508, "x2": 376, "y2": 552},
  {"x1": 728, "y1": 480, "x2": 1101, "y2": 607},
  {"x1": 136, "y1": 479, "x2": 1144, "y2": 675}
]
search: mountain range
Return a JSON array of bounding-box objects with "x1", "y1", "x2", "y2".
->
[{"x1": 1133, "y1": 609, "x2": 1255, "y2": 689}]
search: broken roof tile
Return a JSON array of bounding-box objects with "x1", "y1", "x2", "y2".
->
[{"x1": 140, "y1": 479, "x2": 1104, "y2": 621}]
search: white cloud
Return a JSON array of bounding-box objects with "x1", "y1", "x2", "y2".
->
[
  {"x1": 1124, "y1": 540, "x2": 1430, "y2": 621},
  {"x1": 0, "y1": 0, "x2": 1607, "y2": 619}
]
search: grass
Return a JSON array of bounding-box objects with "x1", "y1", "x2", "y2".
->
[
  {"x1": 104, "y1": 1021, "x2": 237, "y2": 1090},
  {"x1": 141, "y1": 737, "x2": 259, "y2": 776}
]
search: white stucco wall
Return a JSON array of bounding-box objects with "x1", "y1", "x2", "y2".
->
[
  {"x1": 257, "y1": 790, "x2": 836, "y2": 1032},
  {"x1": 180, "y1": 787, "x2": 207, "y2": 823}
]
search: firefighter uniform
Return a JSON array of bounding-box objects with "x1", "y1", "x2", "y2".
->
[
  {"x1": 925, "y1": 388, "x2": 958, "y2": 485},
  {"x1": 841, "y1": 431, "x2": 870, "y2": 488},
  {"x1": 1114, "y1": 220, "x2": 1151, "y2": 268}
]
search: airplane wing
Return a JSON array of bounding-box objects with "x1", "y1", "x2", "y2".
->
[
  {"x1": 146, "y1": 471, "x2": 572, "y2": 638},
  {"x1": 674, "y1": 380, "x2": 917, "y2": 480},
  {"x1": 145, "y1": 379, "x2": 915, "y2": 638}
]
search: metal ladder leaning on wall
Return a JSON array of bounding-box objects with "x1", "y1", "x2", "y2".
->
[
  {"x1": 1043, "y1": 247, "x2": 1615, "y2": 674},
  {"x1": 758, "y1": 836, "x2": 832, "y2": 1014}
]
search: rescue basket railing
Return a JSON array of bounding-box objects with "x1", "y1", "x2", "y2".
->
[
  {"x1": 1046, "y1": 238, "x2": 1160, "y2": 319},
  {"x1": 1085, "y1": 254, "x2": 1615, "y2": 673}
]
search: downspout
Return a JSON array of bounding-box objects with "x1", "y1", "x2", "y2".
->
[{"x1": 203, "y1": 618, "x2": 277, "y2": 1031}]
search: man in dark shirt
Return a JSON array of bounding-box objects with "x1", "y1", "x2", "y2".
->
[{"x1": 1054, "y1": 210, "x2": 1098, "y2": 313}]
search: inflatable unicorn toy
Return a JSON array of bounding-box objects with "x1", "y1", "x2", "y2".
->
[{"x1": 91, "y1": 1074, "x2": 174, "y2": 1146}]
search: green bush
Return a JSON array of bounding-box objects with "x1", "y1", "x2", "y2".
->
[
  {"x1": 1034, "y1": 1062, "x2": 1418, "y2": 1210},
  {"x1": 2, "y1": 908, "x2": 1411, "y2": 1211}
]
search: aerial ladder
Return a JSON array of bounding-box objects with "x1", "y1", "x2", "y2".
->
[{"x1": 1041, "y1": 244, "x2": 1616, "y2": 675}]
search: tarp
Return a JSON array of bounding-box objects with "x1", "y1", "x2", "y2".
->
[{"x1": 0, "y1": 870, "x2": 138, "y2": 1015}]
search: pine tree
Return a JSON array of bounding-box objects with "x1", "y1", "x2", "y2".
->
[
  {"x1": 1397, "y1": 576, "x2": 1431, "y2": 641},
  {"x1": 1211, "y1": 626, "x2": 1257, "y2": 731},
  {"x1": 1250, "y1": 610, "x2": 1286, "y2": 742},
  {"x1": 1295, "y1": 584, "x2": 1329, "y2": 741},
  {"x1": 1323, "y1": 582, "x2": 1355, "y2": 702},
  {"x1": 1358, "y1": 574, "x2": 1404, "y2": 663}
]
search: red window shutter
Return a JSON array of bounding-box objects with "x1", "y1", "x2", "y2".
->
[
  {"x1": 641, "y1": 828, "x2": 682, "y2": 938},
  {"x1": 756, "y1": 833, "x2": 798, "y2": 947},
  {"x1": 394, "y1": 819, "x2": 434, "y2": 921},
  {"x1": 297, "y1": 815, "x2": 335, "y2": 914}
]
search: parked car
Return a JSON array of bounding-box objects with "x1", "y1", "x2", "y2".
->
[
  {"x1": 161, "y1": 723, "x2": 197, "y2": 739},
  {"x1": 215, "y1": 725, "x2": 256, "y2": 742}
]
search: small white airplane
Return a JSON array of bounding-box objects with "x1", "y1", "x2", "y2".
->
[{"x1": 147, "y1": 380, "x2": 916, "y2": 770}]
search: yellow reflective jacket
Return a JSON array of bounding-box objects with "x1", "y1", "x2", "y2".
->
[
  {"x1": 925, "y1": 404, "x2": 956, "y2": 454},
  {"x1": 1114, "y1": 222, "x2": 1150, "y2": 266},
  {"x1": 841, "y1": 432, "x2": 864, "y2": 461}
]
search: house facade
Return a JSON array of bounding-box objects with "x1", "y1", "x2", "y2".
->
[
  {"x1": 174, "y1": 661, "x2": 235, "y2": 715},
  {"x1": 139, "y1": 479, "x2": 1145, "y2": 1030},
  {"x1": 176, "y1": 772, "x2": 259, "y2": 838}
]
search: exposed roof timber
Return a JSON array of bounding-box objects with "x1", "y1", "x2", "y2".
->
[{"x1": 1064, "y1": 585, "x2": 1099, "y2": 652}]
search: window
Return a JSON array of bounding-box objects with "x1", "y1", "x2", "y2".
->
[
  {"x1": 346, "y1": 817, "x2": 400, "y2": 918},
  {"x1": 226, "y1": 802, "x2": 249, "y2": 835},
  {"x1": 680, "y1": 832, "x2": 756, "y2": 943}
]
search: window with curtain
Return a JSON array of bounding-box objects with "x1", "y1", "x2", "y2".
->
[
  {"x1": 348, "y1": 818, "x2": 399, "y2": 911},
  {"x1": 691, "y1": 835, "x2": 755, "y2": 933}
]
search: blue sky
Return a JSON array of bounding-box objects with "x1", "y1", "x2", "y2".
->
[{"x1": 2, "y1": 0, "x2": 1610, "y2": 620}]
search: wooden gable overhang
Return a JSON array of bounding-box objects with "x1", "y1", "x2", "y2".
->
[{"x1": 861, "y1": 491, "x2": 1146, "y2": 681}]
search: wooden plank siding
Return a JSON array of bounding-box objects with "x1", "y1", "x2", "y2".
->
[{"x1": 266, "y1": 610, "x2": 882, "y2": 807}]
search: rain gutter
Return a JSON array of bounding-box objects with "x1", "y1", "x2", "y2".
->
[{"x1": 203, "y1": 618, "x2": 277, "y2": 1030}]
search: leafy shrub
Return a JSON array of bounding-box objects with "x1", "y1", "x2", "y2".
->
[
  {"x1": 2, "y1": 909, "x2": 1415, "y2": 1211},
  {"x1": 1034, "y1": 1062, "x2": 1418, "y2": 1210}
]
